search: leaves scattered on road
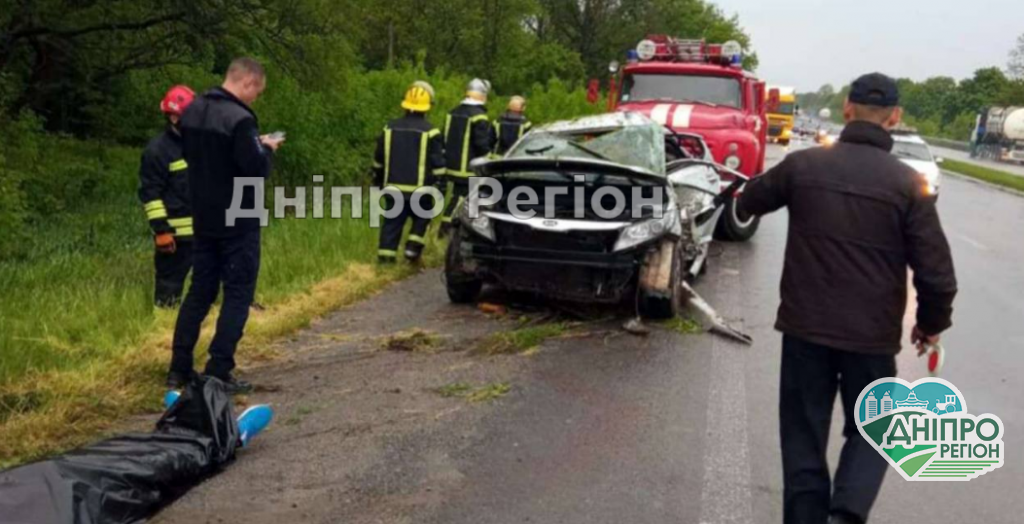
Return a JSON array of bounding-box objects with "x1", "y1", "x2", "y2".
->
[
  {"x1": 436, "y1": 382, "x2": 511, "y2": 403},
  {"x1": 475, "y1": 321, "x2": 570, "y2": 355},
  {"x1": 662, "y1": 316, "x2": 703, "y2": 334},
  {"x1": 380, "y1": 329, "x2": 446, "y2": 353}
]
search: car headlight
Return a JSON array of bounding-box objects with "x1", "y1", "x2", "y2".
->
[
  {"x1": 614, "y1": 207, "x2": 679, "y2": 252},
  {"x1": 459, "y1": 203, "x2": 495, "y2": 241},
  {"x1": 724, "y1": 155, "x2": 741, "y2": 170}
]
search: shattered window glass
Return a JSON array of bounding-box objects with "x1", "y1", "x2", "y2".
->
[{"x1": 508, "y1": 121, "x2": 666, "y2": 175}]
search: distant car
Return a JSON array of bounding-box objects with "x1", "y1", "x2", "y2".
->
[{"x1": 891, "y1": 133, "x2": 942, "y2": 196}]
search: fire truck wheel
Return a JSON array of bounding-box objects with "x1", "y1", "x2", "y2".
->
[{"x1": 715, "y1": 198, "x2": 760, "y2": 242}]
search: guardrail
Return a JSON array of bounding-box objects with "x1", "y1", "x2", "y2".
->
[{"x1": 922, "y1": 136, "x2": 970, "y2": 152}]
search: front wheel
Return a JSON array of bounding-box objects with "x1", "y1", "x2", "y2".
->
[
  {"x1": 715, "y1": 197, "x2": 760, "y2": 242},
  {"x1": 444, "y1": 230, "x2": 482, "y2": 303},
  {"x1": 638, "y1": 242, "x2": 682, "y2": 320}
]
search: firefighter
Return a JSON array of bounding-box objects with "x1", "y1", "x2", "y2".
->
[
  {"x1": 493, "y1": 95, "x2": 531, "y2": 156},
  {"x1": 372, "y1": 81, "x2": 446, "y2": 263},
  {"x1": 138, "y1": 85, "x2": 196, "y2": 307},
  {"x1": 439, "y1": 78, "x2": 496, "y2": 232}
]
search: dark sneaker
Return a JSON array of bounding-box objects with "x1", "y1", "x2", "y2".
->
[
  {"x1": 221, "y1": 376, "x2": 254, "y2": 395},
  {"x1": 166, "y1": 370, "x2": 195, "y2": 389},
  {"x1": 378, "y1": 255, "x2": 396, "y2": 264}
]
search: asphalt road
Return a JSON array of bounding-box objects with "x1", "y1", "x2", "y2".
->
[
  {"x1": 156, "y1": 143, "x2": 1024, "y2": 524},
  {"x1": 930, "y1": 145, "x2": 1024, "y2": 178}
]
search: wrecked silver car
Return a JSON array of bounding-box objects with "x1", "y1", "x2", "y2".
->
[{"x1": 444, "y1": 112, "x2": 746, "y2": 320}]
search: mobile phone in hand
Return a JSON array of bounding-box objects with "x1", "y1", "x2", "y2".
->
[{"x1": 268, "y1": 131, "x2": 286, "y2": 141}]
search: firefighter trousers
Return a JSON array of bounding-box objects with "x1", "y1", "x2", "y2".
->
[
  {"x1": 440, "y1": 178, "x2": 470, "y2": 225},
  {"x1": 154, "y1": 239, "x2": 193, "y2": 308},
  {"x1": 379, "y1": 192, "x2": 434, "y2": 260},
  {"x1": 170, "y1": 231, "x2": 261, "y2": 380}
]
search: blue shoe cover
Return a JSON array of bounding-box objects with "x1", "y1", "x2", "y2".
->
[
  {"x1": 237, "y1": 404, "x2": 274, "y2": 447},
  {"x1": 163, "y1": 390, "x2": 181, "y2": 411}
]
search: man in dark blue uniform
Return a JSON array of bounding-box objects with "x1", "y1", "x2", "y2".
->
[
  {"x1": 167, "y1": 58, "x2": 284, "y2": 393},
  {"x1": 138, "y1": 85, "x2": 196, "y2": 307}
]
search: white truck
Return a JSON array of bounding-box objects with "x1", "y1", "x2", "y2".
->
[{"x1": 972, "y1": 106, "x2": 1024, "y2": 164}]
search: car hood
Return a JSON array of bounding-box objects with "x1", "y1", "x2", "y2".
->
[
  {"x1": 618, "y1": 101, "x2": 744, "y2": 130},
  {"x1": 475, "y1": 157, "x2": 667, "y2": 184},
  {"x1": 898, "y1": 158, "x2": 940, "y2": 179}
]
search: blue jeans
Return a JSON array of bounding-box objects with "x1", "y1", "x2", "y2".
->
[
  {"x1": 170, "y1": 231, "x2": 260, "y2": 379},
  {"x1": 780, "y1": 335, "x2": 896, "y2": 524}
]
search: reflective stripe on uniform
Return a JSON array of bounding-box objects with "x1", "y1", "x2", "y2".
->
[
  {"x1": 407, "y1": 234, "x2": 425, "y2": 244},
  {"x1": 383, "y1": 125, "x2": 431, "y2": 193},
  {"x1": 378, "y1": 249, "x2": 398, "y2": 257},
  {"x1": 169, "y1": 159, "x2": 188, "y2": 172},
  {"x1": 417, "y1": 130, "x2": 428, "y2": 188},
  {"x1": 383, "y1": 127, "x2": 393, "y2": 186},
  {"x1": 451, "y1": 114, "x2": 490, "y2": 178},
  {"x1": 144, "y1": 200, "x2": 168, "y2": 220},
  {"x1": 168, "y1": 217, "x2": 193, "y2": 237}
]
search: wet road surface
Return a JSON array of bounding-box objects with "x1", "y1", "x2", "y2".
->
[{"x1": 156, "y1": 144, "x2": 1024, "y2": 524}]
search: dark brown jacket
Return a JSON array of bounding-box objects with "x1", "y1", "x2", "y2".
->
[{"x1": 739, "y1": 121, "x2": 957, "y2": 354}]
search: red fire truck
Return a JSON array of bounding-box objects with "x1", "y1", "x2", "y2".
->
[{"x1": 611, "y1": 36, "x2": 767, "y2": 241}]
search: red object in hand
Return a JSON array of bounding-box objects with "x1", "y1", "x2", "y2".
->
[
  {"x1": 926, "y1": 344, "x2": 945, "y2": 377},
  {"x1": 155, "y1": 233, "x2": 176, "y2": 254}
]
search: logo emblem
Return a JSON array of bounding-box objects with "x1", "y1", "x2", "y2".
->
[{"x1": 855, "y1": 378, "x2": 1004, "y2": 481}]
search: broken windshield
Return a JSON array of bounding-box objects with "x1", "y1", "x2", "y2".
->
[{"x1": 508, "y1": 123, "x2": 666, "y2": 175}]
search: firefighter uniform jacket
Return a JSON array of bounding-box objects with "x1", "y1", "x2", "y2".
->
[
  {"x1": 443, "y1": 103, "x2": 496, "y2": 178},
  {"x1": 138, "y1": 128, "x2": 193, "y2": 237},
  {"x1": 493, "y1": 112, "x2": 532, "y2": 155},
  {"x1": 373, "y1": 113, "x2": 446, "y2": 192}
]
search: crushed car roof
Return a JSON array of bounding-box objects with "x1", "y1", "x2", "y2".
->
[
  {"x1": 508, "y1": 112, "x2": 667, "y2": 174},
  {"x1": 534, "y1": 111, "x2": 660, "y2": 134}
]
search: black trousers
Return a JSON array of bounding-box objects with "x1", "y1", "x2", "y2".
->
[
  {"x1": 154, "y1": 239, "x2": 193, "y2": 307},
  {"x1": 780, "y1": 335, "x2": 896, "y2": 524},
  {"x1": 440, "y1": 178, "x2": 469, "y2": 224},
  {"x1": 170, "y1": 231, "x2": 260, "y2": 379},
  {"x1": 379, "y1": 192, "x2": 434, "y2": 259}
]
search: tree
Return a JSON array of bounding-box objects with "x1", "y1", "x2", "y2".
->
[{"x1": 1008, "y1": 33, "x2": 1024, "y2": 79}]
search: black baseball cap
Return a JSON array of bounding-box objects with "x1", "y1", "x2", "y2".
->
[{"x1": 849, "y1": 73, "x2": 899, "y2": 107}]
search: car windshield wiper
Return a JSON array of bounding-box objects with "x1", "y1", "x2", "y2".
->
[
  {"x1": 566, "y1": 141, "x2": 612, "y2": 161},
  {"x1": 525, "y1": 145, "x2": 555, "y2": 155}
]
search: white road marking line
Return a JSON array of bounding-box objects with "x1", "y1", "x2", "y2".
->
[
  {"x1": 651, "y1": 104, "x2": 671, "y2": 125},
  {"x1": 672, "y1": 104, "x2": 694, "y2": 128},
  {"x1": 954, "y1": 233, "x2": 989, "y2": 251},
  {"x1": 698, "y1": 250, "x2": 754, "y2": 524}
]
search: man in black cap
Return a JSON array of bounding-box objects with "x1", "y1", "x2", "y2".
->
[{"x1": 740, "y1": 73, "x2": 957, "y2": 524}]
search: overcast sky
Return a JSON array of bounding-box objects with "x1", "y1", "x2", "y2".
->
[{"x1": 713, "y1": 0, "x2": 1023, "y2": 92}]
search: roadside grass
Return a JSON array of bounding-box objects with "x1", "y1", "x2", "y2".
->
[
  {"x1": 475, "y1": 321, "x2": 571, "y2": 355},
  {"x1": 436, "y1": 381, "x2": 511, "y2": 403},
  {"x1": 0, "y1": 195, "x2": 445, "y2": 467},
  {"x1": 941, "y1": 159, "x2": 1024, "y2": 193}
]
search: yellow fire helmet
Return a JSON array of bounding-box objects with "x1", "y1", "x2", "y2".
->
[{"x1": 401, "y1": 81, "x2": 435, "y2": 112}]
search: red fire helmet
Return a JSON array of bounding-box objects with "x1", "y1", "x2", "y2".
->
[{"x1": 160, "y1": 85, "x2": 196, "y2": 117}]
